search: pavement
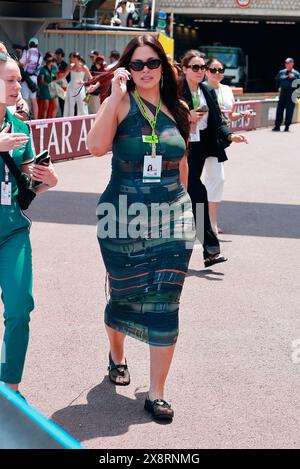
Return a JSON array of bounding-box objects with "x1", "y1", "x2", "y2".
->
[{"x1": 2, "y1": 123, "x2": 300, "y2": 449}]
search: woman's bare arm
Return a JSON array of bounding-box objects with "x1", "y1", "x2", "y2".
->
[{"x1": 179, "y1": 154, "x2": 188, "y2": 190}]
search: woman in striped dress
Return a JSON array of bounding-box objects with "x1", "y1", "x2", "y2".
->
[{"x1": 88, "y1": 35, "x2": 195, "y2": 421}]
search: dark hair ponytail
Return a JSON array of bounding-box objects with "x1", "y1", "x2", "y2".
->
[{"x1": 206, "y1": 57, "x2": 225, "y2": 68}]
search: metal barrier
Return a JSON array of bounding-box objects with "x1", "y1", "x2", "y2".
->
[
  {"x1": 28, "y1": 115, "x2": 95, "y2": 162},
  {"x1": 0, "y1": 383, "x2": 84, "y2": 449},
  {"x1": 230, "y1": 100, "x2": 262, "y2": 131},
  {"x1": 27, "y1": 98, "x2": 299, "y2": 161}
]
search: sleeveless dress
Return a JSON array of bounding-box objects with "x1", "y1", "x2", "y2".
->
[
  {"x1": 63, "y1": 70, "x2": 88, "y2": 117},
  {"x1": 97, "y1": 93, "x2": 195, "y2": 346}
]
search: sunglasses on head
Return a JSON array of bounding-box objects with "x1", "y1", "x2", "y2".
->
[
  {"x1": 208, "y1": 67, "x2": 225, "y2": 74},
  {"x1": 129, "y1": 58, "x2": 162, "y2": 72},
  {"x1": 187, "y1": 64, "x2": 207, "y2": 72}
]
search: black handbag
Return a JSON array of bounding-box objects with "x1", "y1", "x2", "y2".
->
[
  {"x1": 0, "y1": 152, "x2": 36, "y2": 210},
  {"x1": 20, "y1": 67, "x2": 38, "y2": 93}
]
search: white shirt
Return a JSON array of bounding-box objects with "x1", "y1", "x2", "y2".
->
[
  {"x1": 197, "y1": 89, "x2": 209, "y2": 130},
  {"x1": 214, "y1": 84, "x2": 235, "y2": 111},
  {"x1": 20, "y1": 47, "x2": 42, "y2": 74},
  {"x1": 189, "y1": 89, "x2": 209, "y2": 142}
]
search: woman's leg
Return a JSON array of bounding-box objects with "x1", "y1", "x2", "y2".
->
[
  {"x1": 105, "y1": 324, "x2": 126, "y2": 365},
  {"x1": 208, "y1": 202, "x2": 220, "y2": 234},
  {"x1": 51, "y1": 98, "x2": 59, "y2": 118},
  {"x1": 149, "y1": 344, "x2": 175, "y2": 401},
  {"x1": 105, "y1": 324, "x2": 129, "y2": 385},
  {"x1": 0, "y1": 232, "x2": 34, "y2": 391},
  {"x1": 187, "y1": 144, "x2": 220, "y2": 259},
  {"x1": 31, "y1": 98, "x2": 39, "y2": 120},
  {"x1": 42, "y1": 99, "x2": 49, "y2": 119},
  {"x1": 202, "y1": 158, "x2": 225, "y2": 234}
]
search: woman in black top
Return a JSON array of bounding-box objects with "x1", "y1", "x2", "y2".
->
[{"x1": 180, "y1": 50, "x2": 248, "y2": 266}]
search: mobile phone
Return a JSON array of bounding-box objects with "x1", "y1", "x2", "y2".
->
[
  {"x1": 35, "y1": 150, "x2": 50, "y2": 166},
  {"x1": 198, "y1": 105, "x2": 208, "y2": 113},
  {"x1": 32, "y1": 150, "x2": 51, "y2": 187},
  {"x1": 239, "y1": 110, "x2": 256, "y2": 117}
]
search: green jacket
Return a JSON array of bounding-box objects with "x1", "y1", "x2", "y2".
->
[{"x1": 0, "y1": 109, "x2": 35, "y2": 244}]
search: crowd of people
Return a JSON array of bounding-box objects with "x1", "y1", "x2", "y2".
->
[
  {"x1": 98, "y1": 1, "x2": 152, "y2": 29},
  {"x1": 11, "y1": 38, "x2": 121, "y2": 120}
]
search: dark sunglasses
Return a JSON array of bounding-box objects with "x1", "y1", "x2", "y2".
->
[
  {"x1": 187, "y1": 64, "x2": 207, "y2": 72},
  {"x1": 129, "y1": 58, "x2": 162, "y2": 72},
  {"x1": 208, "y1": 67, "x2": 225, "y2": 74}
]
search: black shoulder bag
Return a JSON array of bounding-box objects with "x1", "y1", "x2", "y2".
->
[{"x1": 0, "y1": 152, "x2": 36, "y2": 210}]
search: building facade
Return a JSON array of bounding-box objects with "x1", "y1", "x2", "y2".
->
[{"x1": 157, "y1": 0, "x2": 300, "y2": 19}]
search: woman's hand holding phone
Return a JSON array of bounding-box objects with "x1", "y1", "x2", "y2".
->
[
  {"x1": 190, "y1": 107, "x2": 207, "y2": 123},
  {"x1": 31, "y1": 150, "x2": 57, "y2": 188}
]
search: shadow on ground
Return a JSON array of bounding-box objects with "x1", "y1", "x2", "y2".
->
[
  {"x1": 51, "y1": 377, "x2": 169, "y2": 442},
  {"x1": 187, "y1": 269, "x2": 225, "y2": 281},
  {"x1": 28, "y1": 191, "x2": 300, "y2": 240},
  {"x1": 27, "y1": 191, "x2": 100, "y2": 226}
]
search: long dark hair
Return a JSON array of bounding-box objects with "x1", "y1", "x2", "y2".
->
[
  {"x1": 120, "y1": 35, "x2": 190, "y2": 143},
  {"x1": 89, "y1": 35, "x2": 190, "y2": 144},
  {"x1": 206, "y1": 57, "x2": 225, "y2": 68}
]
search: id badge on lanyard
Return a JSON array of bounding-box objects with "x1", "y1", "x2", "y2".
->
[
  {"x1": 134, "y1": 90, "x2": 163, "y2": 184},
  {"x1": 143, "y1": 155, "x2": 162, "y2": 183},
  {"x1": 142, "y1": 135, "x2": 162, "y2": 183},
  {"x1": 1, "y1": 156, "x2": 12, "y2": 206},
  {"x1": 1, "y1": 123, "x2": 13, "y2": 206}
]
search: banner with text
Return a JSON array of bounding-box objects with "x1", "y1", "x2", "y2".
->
[
  {"x1": 27, "y1": 99, "x2": 296, "y2": 161},
  {"x1": 28, "y1": 115, "x2": 95, "y2": 162}
]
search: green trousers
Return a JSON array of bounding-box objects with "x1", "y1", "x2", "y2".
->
[{"x1": 0, "y1": 230, "x2": 34, "y2": 384}]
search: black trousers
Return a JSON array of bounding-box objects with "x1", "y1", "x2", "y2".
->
[
  {"x1": 275, "y1": 89, "x2": 295, "y2": 128},
  {"x1": 187, "y1": 142, "x2": 220, "y2": 259}
]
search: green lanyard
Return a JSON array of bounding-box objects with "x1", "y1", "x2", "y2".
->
[
  {"x1": 134, "y1": 89, "x2": 161, "y2": 157},
  {"x1": 216, "y1": 85, "x2": 224, "y2": 107},
  {"x1": 192, "y1": 88, "x2": 201, "y2": 110}
]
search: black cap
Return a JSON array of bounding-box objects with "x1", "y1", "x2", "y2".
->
[
  {"x1": 110, "y1": 50, "x2": 120, "y2": 59},
  {"x1": 44, "y1": 52, "x2": 55, "y2": 62},
  {"x1": 90, "y1": 50, "x2": 99, "y2": 56},
  {"x1": 55, "y1": 48, "x2": 65, "y2": 56}
]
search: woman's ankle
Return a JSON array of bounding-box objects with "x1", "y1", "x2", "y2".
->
[
  {"x1": 109, "y1": 350, "x2": 126, "y2": 365},
  {"x1": 148, "y1": 390, "x2": 164, "y2": 401}
]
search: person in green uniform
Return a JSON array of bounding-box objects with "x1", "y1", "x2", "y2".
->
[
  {"x1": 38, "y1": 52, "x2": 59, "y2": 118},
  {"x1": 0, "y1": 53, "x2": 58, "y2": 397}
]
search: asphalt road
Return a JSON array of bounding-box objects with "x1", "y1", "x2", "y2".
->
[{"x1": 2, "y1": 123, "x2": 300, "y2": 449}]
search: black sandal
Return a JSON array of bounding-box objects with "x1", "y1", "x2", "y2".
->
[
  {"x1": 204, "y1": 255, "x2": 228, "y2": 268},
  {"x1": 144, "y1": 396, "x2": 174, "y2": 421},
  {"x1": 108, "y1": 352, "x2": 131, "y2": 386}
]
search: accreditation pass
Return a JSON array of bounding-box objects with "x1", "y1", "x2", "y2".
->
[
  {"x1": 1, "y1": 182, "x2": 12, "y2": 205},
  {"x1": 142, "y1": 155, "x2": 162, "y2": 183}
]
